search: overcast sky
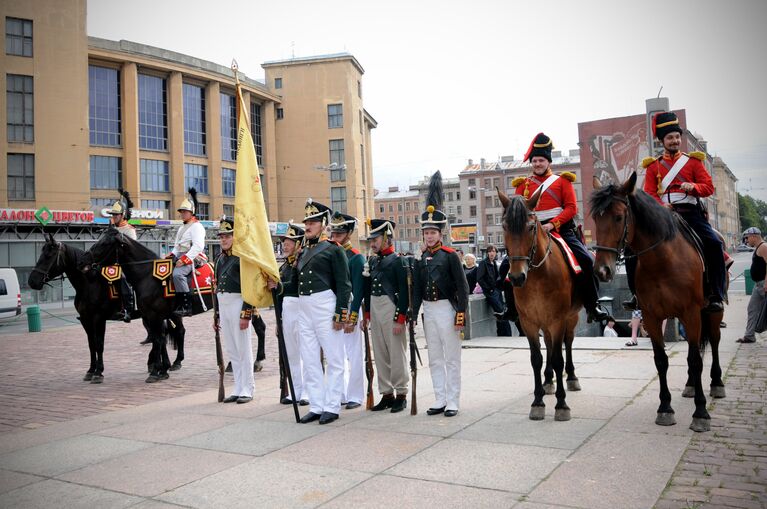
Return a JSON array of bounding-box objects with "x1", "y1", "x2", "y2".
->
[{"x1": 88, "y1": 0, "x2": 767, "y2": 202}]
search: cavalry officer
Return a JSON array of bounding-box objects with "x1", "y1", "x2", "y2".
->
[
  {"x1": 512, "y1": 132, "x2": 610, "y2": 323},
  {"x1": 296, "y1": 199, "x2": 352, "y2": 424},
  {"x1": 108, "y1": 191, "x2": 136, "y2": 322},
  {"x1": 214, "y1": 216, "x2": 255, "y2": 404},
  {"x1": 364, "y1": 219, "x2": 410, "y2": 413},
  {"x1": 412, "y1": 200, "x2": 470, "y2": 417},
  {"x1": 329, "y1": 211, "x2": 366, "y2": 410},
  {"x1": 638, "y1": 111, "x2": 725, "y2": 312},
  {"x1": 166, "y1": 188, "x2": 205, "y2": 316},
  {"x1": 271, "y1": 223, "x2": 308, "y2": 405}
]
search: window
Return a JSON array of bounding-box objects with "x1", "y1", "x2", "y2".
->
[
  {"x1": 379, "y1": 205, "x2": 384, "y2": 214},
  {"x1": 90, "y1": 155, "x2": 122, "y2": 190},
  {"x1": 357, "y1": 80, "x2": 362, "y2": 98},
  {"x1": 468, "y1": 178, "x2": 475, "y2": 186},
  {"x1": 484, "y1": 178, "x2": 491, "y2": 189},
  {"x1": 141, "y1": 199, "x2": 170, "y2": 218},
  {"x1": 457, "y1": 191, "x2": 461, "y2": 200},
  {"x1": 398, "y1": 203, "x2": 403, "y2": 212},
  {"x1": 494, "y1": 197, "x2": 501, "y2": 208},
  {"x1": 220, "y1": 92, "x2": 236, "y2": 161},
  {"x1": 183, "y1": 83, "x2": 205, "y2": 156},
  {"x1": 222, "y1": 168, "x2": 236, "y2": 197},
  {"x1": 6, "y1": 74, "x2": 33, "y2": 143},
  {"x1": 493, "y1": 177, "x2": 500, "y2": 188},
  {"x1": 274, "y1": 77, "x2": 282, "y2": 89},
  {"x1": 405, "y1": 202, "x2": 410, "y2": 211},
  {"x1": 331, "y1": 186, "x2": 347, "y2": 213},
  {"x1": 470, "y1": 205, "x2": 477, "y2": 217},
  {"x1": 250, "y1": 102, "x2": 263, "y2": 166},
  {"x1": 140, "y1": 159, "x2": 169, "y2": 192},
  {"x1": 328, "y1": 104, "x2": 343, "y2": 128},
  {"x1": 7, "y1": 153, "x2": 34, "y2": 200},
  {"x1": 388, "y1": 204, "x2": 393, "y2": 212},
  {"x1": 276, "y1": 107, "x2": 284, "y2": 119},
  {"x1": 89, "y1": 66, "x2": 121, "y2": 147},
  {"x1": 184, "y1": 163, "x2": 208, "y2": 194},
  {"x1": 360, "y1": 144, "x2": 366, "y2": 185},
  {"x1": 138, "y1": 74, "x2": 168, "y2": 151},
  {"x1": 223, "y1": 204, "x2": 234, "y2": 217},
  {"x1": 329, "y1": 139, "x2": 345, "y2": 181},
  {"x1": 398, "y1": 215, "x2": 403, "y2": 224},
  {"x1": 485, "y1": 214, "x2": 493, "y2": 226},
  {"x1": 469, "y1": 190, "x2": 476, "y2": 200},
  {"x1": 495, "y1": 214, "x2": 502, "y2": 225},
  {"x1": 91, "y1": 198, "x2": 113, "y2": 208},
  {"x1": 485, "y1": 196, "x2": 493, "y2": 208},
  {"x1": 359, "y1": 110, "x2": 363, "y2": 134},
  {"x1": 196, "y1": 202, "x2": 209, "y2": 220},
  {"x1": 448, "y1": 206, "x2": 454, "y2": 215},
  {"x1": 447, "y1": 192, "x2": 453, "y2": 201},
  {"x1": 457, "y1": 205, "x2": 462, "y2": 215},
  {"x1": 6, "y1": 17, "x2": 32, "y2": 57}
]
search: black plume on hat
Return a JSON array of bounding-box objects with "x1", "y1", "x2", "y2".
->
[
  {"x1": 420, "y1": 171, "x2": 448, "y2": 231},
  {"x1": 120, "y1": 189, "x2": 134, "y2": 220},
  {"x1": 188, "y1": 187, "x2": 199, "y2": 216}
]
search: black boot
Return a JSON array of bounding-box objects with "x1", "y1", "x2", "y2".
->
[
  {"x1": 622, "y1": 295, "x2": 638, "y2": 311},
  {"x1": 586, "y1": 303, "x2": 611, "y2": 323},
  {"x1": 121, "y1": 292, "x2": 134, "y2": 323},
  {"x1": 174, "y1": 292, "x2": 192, "y2": 316},
  {"x1": 371, "y1": 394, "x2": 395, "y2": 411},
  {"x1": 502, "y1": 286, "x2": 519, "y2": 321}
]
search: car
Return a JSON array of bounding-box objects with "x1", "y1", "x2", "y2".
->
[
  {"x1": 736, "y1": 244, "x2": 754, "y2": 252},
  {"x1": 0, "y1": 268, "x2": 21, "y2": 320}
]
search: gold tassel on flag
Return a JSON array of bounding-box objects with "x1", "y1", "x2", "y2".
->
[{"x1": 231, "y1": 60, "x2": 280, "y2": 307}]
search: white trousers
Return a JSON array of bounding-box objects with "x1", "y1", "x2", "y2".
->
[
  {"x1": 423, "y1": 299, "x2": 462, "y2": 411},
  {"x1": 342, "y1": 322, "x2": 365, "y2": 404},
  {"x1": 298, "y1": 290, "x2": 345, "y2": 414},
  {"x1": 219, "y1": 292, "x2": 254, "y2": 398},
  {"x1": 281, "y1": 297, "x2": 305, "y2": 401}
]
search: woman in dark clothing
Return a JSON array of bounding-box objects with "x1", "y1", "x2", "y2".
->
[{"x1": 464, "y1": 253, "x2": 478, "y2": 292}]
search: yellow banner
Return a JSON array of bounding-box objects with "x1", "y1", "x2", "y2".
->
[{"x1": 232, "y1": 81, "x2": 280, "y2": 307}]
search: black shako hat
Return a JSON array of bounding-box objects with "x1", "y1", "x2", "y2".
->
[
  {"x1": 303, "y1": 198, "x2": 331, "y2": 224},
  {"x1": 652, "y1": 111, "x2": 683, "y2": 141},
  {"x1": 329, "y1": 211, "x2": 357, "y2": 234},
  {"x1": 366, "y1": 218, "x2": 395, "y2": 240},
  {"x1": 524, "y1": 132, "x2": 554, "y2": 162}
]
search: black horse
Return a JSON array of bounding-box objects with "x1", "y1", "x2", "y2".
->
[
  {"x1": 27, "y1": 234, "x2": 161, "y2": 383},
  {"x1": 82, "y1": 227, "x2": 211, "y2": 382}
]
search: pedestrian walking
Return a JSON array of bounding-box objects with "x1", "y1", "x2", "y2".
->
[{"x1": 737, "y1": 227, "x2": 766, "y2": 343}]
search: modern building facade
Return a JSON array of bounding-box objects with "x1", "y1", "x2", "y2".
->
[{"x1": 373, "y1": 187, "x2": 420, "y2": 253}]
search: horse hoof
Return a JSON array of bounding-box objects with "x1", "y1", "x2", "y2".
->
[
  {"x1": 543, "y1": 383, "x2": 555, "y2": 395},
  {"x1": 145, "y1": 375, "x2": 159, "y2": 383},
  {"x1": 655, "y1": 412, "x2": 677, "y2": 426},
  {"x1": 567, "y1": 380, "x2": 581, "y2": 391},
  {"x1": 83, "y1": 372, "x2": 94, "y2": 381},
  {"x1": 690, "y1": 417, "x2": 711, "y2": 433},
  {"x1": 158, "y1": 372, "x2": 170, "y2": 380},
  {"x1": 169, "y1": 363, "x2": 182, "y2": 371},
  {"x1": 90, "y1": 375, "x2": 104, "y2": 384},
  {"x1": 710, "y1": 386, "x2": 726, "y2": 399},
  {"x1": 554, "y1": 408, "x2": 571, "y2": 421},
  {"x1": 529, "y1": 406, "x2": 545, "y2": 420},
  {"x1": 681, "y1": 386, "x2": 695, "y2": 398}
]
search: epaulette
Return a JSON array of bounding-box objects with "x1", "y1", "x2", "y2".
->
[
  {"x1": 559, "y1": 171, "x2": 576, "y2": 183},
  {"x1": 440, "y1": 246, "x2": 456, "y2": 254},
  {"x1": 511, "y1": 176, "x2": 526, "y2": 188},
  {"x1": 687, "y1": 151, "x2": 706, "y2": 161},
  {"x1": 641, "y1": 156, "x2": 658, "y2": 168},
  {"x1": 350, "y1": 247, "x2": 360, "y2": 255}
]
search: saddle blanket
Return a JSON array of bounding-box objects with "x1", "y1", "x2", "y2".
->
[
  {"x1": 163, "y1": 262, "x2": 214, "y2": 298},
  {"x1": 550, "y1": 232, "x2": 582, "y2": 275}
]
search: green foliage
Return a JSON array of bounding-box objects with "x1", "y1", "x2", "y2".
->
[{"x1": 738, "y1": 193, "x2": 767, "y2": 234}]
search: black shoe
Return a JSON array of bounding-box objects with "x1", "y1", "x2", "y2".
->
[
  {"x1": 501, "y1": 307, "x2": 519, "y2": 322},
  {"x1": 139, "y1": 338, "x2": 151, "y2": 345},
  {"x1": 236, "y1": 396, "x2": 252, "y2": 404},
  {"x1": 225, "y1": 362, "x2": 232, "y2": 373},
  {"x1": 444, "y1": 409, "x2": 459, "y2": 417},
  {"x1": 174, "y1": 292, "x2": 192, "y2": 317},
  {"x1": 622, "y1": 295, "x2": 638, "y2": 311},
  {"x1": 280, "y1": 397, "x2": 293, "y2": 405},
  {"x1": 319, "y1": 412, "x2": 339, "y2": 425},
  {"x1": 299, "y1": 399, "x2": 310, "y2": 406},
  {"x1": 121, "y1": 309, "x2": 131, "y2": 323},
  {"x1": 390, "y1": 397, "x2": 407, "y2": 413},
  {"x1": 587, "y1": 304, "x2": 611, "y2": 323},
  {"x1": 299, "y1": 412, "x2": 321, "y2": 423},
  {"x1": 493, "y1": 311, "x2": 504, "y2": 321},
  {"x1": 345, "y1": 402, "x2": 361, "y2": 410},
  {"x1": 253, "y1": 360, "x2": 263, "y2": 372},
  {"x1": 704, "y1": 299, "x2": 724, "y2": 313},
  {"x1": 223, "y1": 395, "x2": 239, "y2": 403},
  {"x1": 426, "y1": 406, "x2": 446, "y2": 416},
  {"x1": 371, "y1": 395, "x2": 395, "y2": 411}
]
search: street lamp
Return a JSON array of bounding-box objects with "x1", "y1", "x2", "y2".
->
[{"x1": 313, "y1": 162, "x2": 348, "y2": 212}]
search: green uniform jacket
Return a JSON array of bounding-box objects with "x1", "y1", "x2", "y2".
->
[
  {"x1": 343, "y1": 243, "x2": 366, "y2": 324},
  {"x1": 297, "y1": 237, "x2": 352, "y2": 322},
  {"x1": 412, "y1": 244, "x2": 469, "y2": 326},
  {"x1": 363, "y1": 247, "x2": 409, "y2": 324},
  {"x1": 214, "y1": 252, "x2": 254, "y2": 315}
]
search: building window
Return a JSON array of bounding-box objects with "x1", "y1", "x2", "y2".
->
[
  {"x1": 184, "y1": 163, "x2": 208, "y2": 194},
  {"x1": 485, "y1": 196, "x2": 493, "y2": 208},
  {"x1": 140, "y1": 159, "x2": 169, "y2": 192},
  {"x1": 457, "y1": 191, "x2": 461, "y2": 200},
  {"x1": 6, "y1": 74, "x2": 33, "y2": 143},
  {"x1": 220, "y1": 92, "x2": 236, "y2": 161},
  {"x1": 276, "y1": 107, "x2": 284, "y2": 119},
  {"x1": 328, "y1": 104, "x2": 343, "y2": 128},
  {"x1": 250, "y1": 102, "x2": 263, "y2": 166},
  {"x1": 405, "y1": 202, "x2": 410, "y2": 211},
  {"x1": 485, "y1": 214, "x2": 493, "y2": 226},
  {"x1": 494, "y1": 197, "x2": 500, "y2": 208},
  {"x1": 5, "y1": 17, "x2": 32, "y2": 57},
  {"x1": 329, "y1": 139, "x2": 345, "y2": 181},
  {"x1": 331, "y1": 186, "x2": 347, "y2": 213},
  {"x1": 222, "y1": 168, "x2": 236, "y2": 197},
  {"x1": 379, "y1": 205, "x2": 384, "y2": 213},
  {"x1": 398, "y1": 203, "x2": 403, "y2": 212},
  {"x1": 274, "y1": 77, "x2": 282, "y2": 89},
  {"x1": 138, "y1": 74, "x2": 168, "y2": 151},
  {"x1": 89, "y1": 66, "x2": 121, "y2": 147},
  {"x1": 7, "y1": 153, "x2": 34, "y2": 200},
  {"x1": 469, "y1": 205, "x2": 477, "y2": 217},
  {"x1": 495, "y1": 213, "x2": 502, "y2": 225},
  {"x1": 468, "y1": 178, "x2": 475, "y2": 186},
  {"x1": 493, "y1": 177, "x2": 500, "y2": 188},
  {"x1": 457, "y1": 205, "x2": 462, "y2": 215},
  {"x1": 388, "y1": 204, "x2": 393, "y2": 212},
  {"x1": 90, "y1": 155, "x2": 122, "y2": 190},
  {"x1": 360, "y1": 144, "x2": 366, "y2": 185},
  {"x1": 223, "y1": 204, "x2": 234, "y2": 217},
  {"x1": 196, "y1": 202, "x2": 209, "y2": 220},
  {"x1": 357, "y1": 80, "x2": 362, "y2": 98},
  {"x1": 469, "y1": 190, "x2": 476, "y2": 200},
  {"x1": 141, "y1": 199, "x2": 170, "y2": 218},
  {"x1": 91, "y1": 198, "x2": 113, "y2": 209},
  {"x1": 183, "y1": 83, "x2": 205, "y2": 156}
]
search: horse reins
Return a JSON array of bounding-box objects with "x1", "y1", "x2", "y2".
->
[
  {"x1": 31, "y1": 241, "x2": 67, "y2": 286},
  {"x1": 510, "y1": 213, "x2": 553, "y2": 271},
  {"x1": 592, "y1": 196, "x2": 664, "y2": 260}
]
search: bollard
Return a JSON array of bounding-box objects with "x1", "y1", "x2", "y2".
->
[
  {"x1": 745, "y1": 269, "x2": 754, "y2": 295},
  {"x1": 26, "y1": 305, "x2": 42, "y2": 333}
]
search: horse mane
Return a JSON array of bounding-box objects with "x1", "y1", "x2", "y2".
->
[
  {"x1": 121, "y1": 232, "x2": 160, "y2": 259},
  {"x1": 589, "y1": 184, "x2": 621, "y2": 219},
  {"x1": 504, "y1": 195, "x2": 530, "y2": 235},
  {"x1": 628, "y1": 190, "x2": 681, "y2": 243}
]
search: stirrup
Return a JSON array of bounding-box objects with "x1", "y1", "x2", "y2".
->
[{"x1": 622, "y1": 295, "x2": 638, "y2": 311}]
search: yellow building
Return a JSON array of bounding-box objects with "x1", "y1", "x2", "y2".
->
[{"x1": 1, "y1": 0, "x2": 376, "y2": 232}]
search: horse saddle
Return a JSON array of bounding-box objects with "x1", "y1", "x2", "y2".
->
[
  {"x1": 159, "y1": 261, "x2": 214, "y2": 298},
  {"x1": 550, "y1": 232, "x2": 582, "y2": 275}
]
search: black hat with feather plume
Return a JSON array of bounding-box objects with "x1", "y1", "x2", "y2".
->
[{"x1": 420, "y1": 171, "x2": 447, "y2": 231}]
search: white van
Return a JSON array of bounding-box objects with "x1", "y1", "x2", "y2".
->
[{"x1": 0, "y1": 268, "x2": 22, "y2": 319}]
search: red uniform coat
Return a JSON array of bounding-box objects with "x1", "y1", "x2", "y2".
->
[
  {"x1": 514, "y1": 171, "x2": 577, "y2": 231},
  {"x1": 643, "y1": 152, "x2": 715, "y2": 205}
]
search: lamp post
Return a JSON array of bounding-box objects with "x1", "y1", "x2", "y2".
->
[{"x1": 313, "y1": 162, "x2": 347, "y2": 212}]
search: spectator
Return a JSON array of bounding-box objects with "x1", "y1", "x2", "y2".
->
[
  {"x1": 464, "y1": 253, "x2": 478, "y2": 292},
  {"x1": 603, "y1": 319, "x2": 618, "y2": 337},
  {"x1": 737, "y1": 227, "x2": 766, "y2": 343},
  {"x1": 476, "y1": 245, "x2": 511, "y2": 336}
]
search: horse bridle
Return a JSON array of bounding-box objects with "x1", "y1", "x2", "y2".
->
[
  {"x1": 31, "y1": 241, "x2": 66, "y2": 285},
  {"x1": 509, "y1": 212, "x2": 552, "y2": 270},
  {"x1": 592, "y1": 195, "x2": 663, "y2": 259}
]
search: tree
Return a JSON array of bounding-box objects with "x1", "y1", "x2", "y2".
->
[{"x1": 738, "y1": 193, "x2": 767, "y2": 234}]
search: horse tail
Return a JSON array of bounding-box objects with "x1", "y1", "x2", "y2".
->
[{"x1": 699, "y1": 310, "x2": 710, "y2": 357}]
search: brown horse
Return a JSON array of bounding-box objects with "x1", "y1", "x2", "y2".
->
[
  {"x1": 590, "y1": 172, "x2": 724, "y2": 433},
  {"x1": 499, "y1": 189, "x2": 582, "y2": 421}
]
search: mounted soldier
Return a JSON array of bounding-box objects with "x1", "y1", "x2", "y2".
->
[
  {"x1": 511, "y1": 132, "x2": 609, "y2": 323},
  {"x1": 165, "y1": 188, "x2": 205, "y2": 317},
  {"x1": 107, "y1": 190, "x2": 136, "y2": 322}
]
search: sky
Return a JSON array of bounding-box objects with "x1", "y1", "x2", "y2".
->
[{"x1": 88, "y1": 0, "x2": 767, "y2": 202}]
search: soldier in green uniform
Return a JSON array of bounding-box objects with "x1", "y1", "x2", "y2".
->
[
  {"x1": 214, "y1": 216, "x2": 255, "y2": 404},
  {"x1": 329, "y1": 211, "x2": 366, "y2": 410},
  {"x1": 363, "y1": 219, "x2": 410, "y2": 413},
  {"x1": 296, "y1": 199, "x2": 352, "y2": 424}
]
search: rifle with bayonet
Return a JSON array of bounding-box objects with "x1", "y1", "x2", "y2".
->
[
  {"x1": 405, "y1": 256, "x2": 422, "y2": 416},
  {"x1": 212, "y1": 284, "x2": 225, "y2": 403}
]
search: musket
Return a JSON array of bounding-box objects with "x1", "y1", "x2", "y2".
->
[
  {"x1": 405, "y1": 256, "x2": 423, "y2": 416},
  {"x1": 211, "y1": 286, "x2": 225, "y2": 403},
  {"x1": 272, "y1": 287, "x2": 300, "y2": 423},
  {"x1": 361, "y1": 247, "x2": 375, "y2": 410}
]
